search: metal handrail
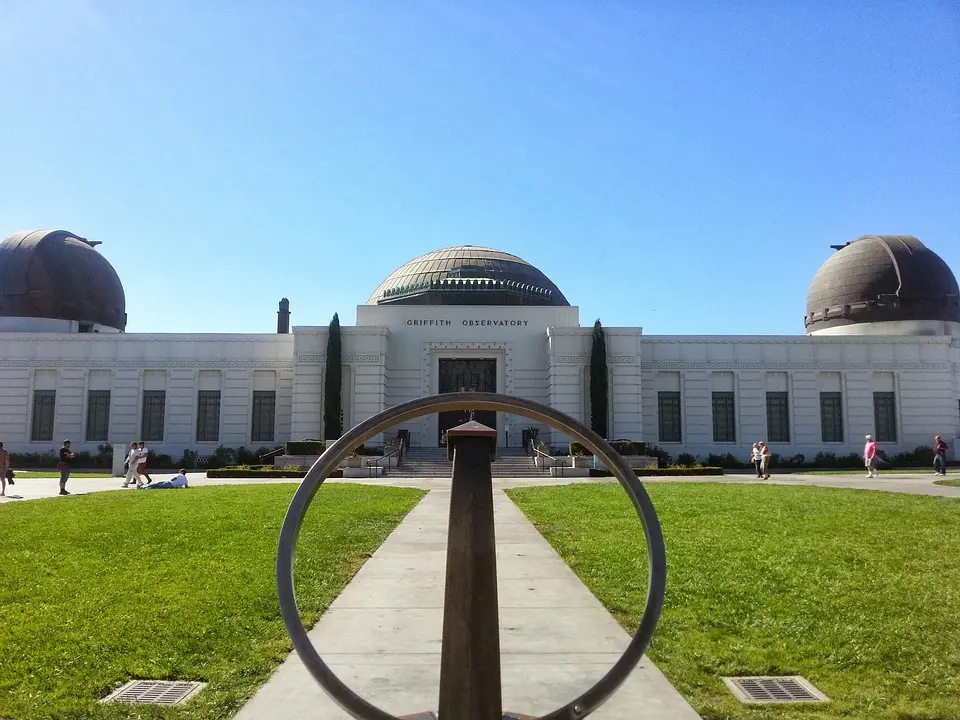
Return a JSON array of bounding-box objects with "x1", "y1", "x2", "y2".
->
[
  {"x1": 530, "y1": 445, "x2": 560, "y2": 477},
  {"x1": 277, "y1": 392, "x2": 666, "y2": 720},
  {"x1": 259, "y1": 447, "x2": 286, "y2": 460},
  {"x1": 367, "y1": 446, "x2": 403, "y2": 476}
]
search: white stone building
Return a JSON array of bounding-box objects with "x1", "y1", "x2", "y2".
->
[{"x1": 1, "y1": 232, "x2": 957, "y2": 461}]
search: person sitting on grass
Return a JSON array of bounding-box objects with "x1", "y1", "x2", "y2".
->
[{"x1": 138, "y1": 470, "x2": 190, "y2": 490}]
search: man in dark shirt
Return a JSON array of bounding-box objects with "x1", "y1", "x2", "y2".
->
[
  {"x1": 58, "y1": 440, "x2": 75, "y2": 496},
  {"x1": 934, "y1": 435, "x2": 949, "y2": 476}
]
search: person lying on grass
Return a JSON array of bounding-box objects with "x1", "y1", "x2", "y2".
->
[{"x1": 137, "y1": 470, "x2": 189, "y2": 489}]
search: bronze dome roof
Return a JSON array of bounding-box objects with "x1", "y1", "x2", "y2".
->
[
  {"x1": 805, "y1": 235, "x2": 959, "y2": 333},
  {"x1": 367, "y1": 246, "x2": 569, "y2": 306},
  {"x1": 0, "y1": 230, "x2": 127, "y2": 330}
]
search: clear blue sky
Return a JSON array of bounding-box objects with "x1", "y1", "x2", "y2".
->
[{"x1": 2, "y1": 1, "x2": 957, "y2": 335}]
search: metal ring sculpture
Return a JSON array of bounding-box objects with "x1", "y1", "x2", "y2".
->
[{"x1": 277, "y1": 392, "x2": 667, "y2": 720}]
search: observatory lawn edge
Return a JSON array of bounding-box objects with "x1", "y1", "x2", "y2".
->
[
  {"x1": 0, "y1": 483, "x2": 425, "y2": 720},
  {"x1": 507, "y1": 482, "x2": 960, "y2": 720}
]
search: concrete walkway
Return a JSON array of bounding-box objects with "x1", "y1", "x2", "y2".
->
[
  {"x1": 234, "y1": 489, "x2": 701, "y2": 719},
  {"x1": 4, "y1": 469, "x2": 960, "y2": 502}
]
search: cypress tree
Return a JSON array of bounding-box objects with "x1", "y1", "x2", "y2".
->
[
  {"x1": 590, "y1": 318, "x2": 608, "y2": 439},
  {"x1": 323, "y1": 313, "x2": 342, "y2": 439}
]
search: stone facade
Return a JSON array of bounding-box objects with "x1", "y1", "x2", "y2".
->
[{"x1": 1, "y1": 302, "x2": 958, "y2": 461}]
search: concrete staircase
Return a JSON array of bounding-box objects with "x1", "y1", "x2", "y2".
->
[
  {"x1": 388, "y1": 448, "x2": 451, "y2": 479},
  {"x1": 388, "y1": 447, "x2": 548, "y2": 479},
  {"x1": 491, "y1": 448, "x2": 551, "y2": 478}
]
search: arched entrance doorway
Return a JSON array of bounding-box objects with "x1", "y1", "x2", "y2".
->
[{"x1": 437, "y1": 358, "x2": 497, "y2": 445}]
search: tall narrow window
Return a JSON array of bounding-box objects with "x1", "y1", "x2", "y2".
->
[
  {"x1": 657, "y1": 391, "x2": 682, "y2": 442},
  {"x1": 196, "y1": 390, "x2": 221, "y2": 442},
  {"x1": 873, "y1": 392, "x2": 897, "y2": 442},
  {"x1": 820, "y1": 392, "x2": 844, "y2": 443},
  {"x1": 251, "y1": 391, "x2": 276, "y2": 442},
  {"x1": 712, "y1": 391, "x2": 736, "y2": 443},
  {"x1": 141, "y1": 391, "x2": 166, "y2": 442},
  {"x1": 765, "y1": 391, "x2": 790, "y2": 443},
  {"x1": 86, "y1": 390, "x2": 111, "y2": 442},
  {"x1": 31, "y1": 390, "x2": 56, "y2": 442}
]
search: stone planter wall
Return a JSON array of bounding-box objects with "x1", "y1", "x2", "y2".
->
[{"x1": 273, "y1": 454, "x2": 322, "y2": 469}]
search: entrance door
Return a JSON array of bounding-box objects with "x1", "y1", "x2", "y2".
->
[{"x1": 437, "y1": 358, "x2": 497, "y2": 445}]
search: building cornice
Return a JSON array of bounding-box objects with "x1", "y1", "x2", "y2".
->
[
  {"x1": 644, "y1": 360, "x2": 951, "y2": 372},
  {"x1": 0, "y1": 359, "x2": 294, "y2": 369},
  {"x1": 641, "y1": 334, "x2": 953, "y2": 345},
  {"x1": 291, "y1": 326, "x2": 390, "y2": 336},
  {"x1": 0, "y1": 332, "x2": 292, "y2": 343}
]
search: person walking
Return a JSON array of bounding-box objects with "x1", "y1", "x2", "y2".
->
[
  {"x1": 934, "y1": 435, "x2": 949, "y2": 476},
  {"x1": 759, "y1": 442, "x2": 772, "y2": 480},
  {"x1": 58, "y1": 439, "x2": 75, "y2": 495},
  {"x1": 751, "y1": 442, "x2": 763, "y2": 478},
  {"x1": 121, "y1": 441, "x2": 143, "y2": 488},
  {"x1": 137, "y1": 441, "x2": 153, "y2": 484},
  {"x1": 864, "y1": 434, "x2": 878, "y2": 478},
  {"x1": 0, "y1": 441, "x2": 9, "y2": 497}
]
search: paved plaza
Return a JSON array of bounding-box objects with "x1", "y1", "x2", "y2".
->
[{"x1": 3, "y1": 469, "x2": 959, "y2": 501}]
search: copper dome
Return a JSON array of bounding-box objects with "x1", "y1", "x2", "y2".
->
[
  {"x1": 805, "y1": 235, "x2": 959, "y2": 333},
  {"x1": 0, "y1": 230, "x2": 127, "y2": 331},
  {"x1": 367, "y1": 246, "x2": 569, "y2": 306}
]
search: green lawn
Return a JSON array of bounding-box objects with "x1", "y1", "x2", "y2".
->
[
  {"x1": 508, "y1": 483, "x2": 960, "y2": 720},
  {"x1": 0, "y1": 484, "x2": 424, "y2": 720},
  {"x1": 935, "y1": 478, "x2": 960, "y2": 487}
]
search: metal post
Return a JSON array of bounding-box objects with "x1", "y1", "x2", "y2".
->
[{"x1": 439, "y1": 421, "x2": 501, "y2": 720}]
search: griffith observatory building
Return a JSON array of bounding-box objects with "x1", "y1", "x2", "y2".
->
[{"x1": 0, "y1": 230, "x2": 958, "y2": 461}]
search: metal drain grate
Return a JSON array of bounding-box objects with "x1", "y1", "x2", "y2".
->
[
  {"x1": 102, "y1": 680, "x2": 205, "y2": 705},
  {"x1": 722, "y1": 676, "x2": 828, "y2": 704}
]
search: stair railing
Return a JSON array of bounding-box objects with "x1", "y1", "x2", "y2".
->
[
  {"x1": 530, "y1": 445, "x2": 559, "y2": 477},
  {"x1": 369, "y1": 445, "x2": 403, "y2": 477}
]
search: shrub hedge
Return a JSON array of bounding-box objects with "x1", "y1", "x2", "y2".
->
[
  {"x1": 284, "y1": 440, "x2": 326, "y2": 456},
  {"x1": 610, "y1": 440, "x2": 647, "y2": 456},
  {"x1": 641, "y1": 445, "x2": 944, "y2": 471},
  {"x1": 570, "y1": 440, "x2": 647, "y2": 457},
  {"x1": 589, "y1": 467, "x2": 724, "y2": 477},
  {"x1": 205, "y1": 467, "x2": 344, "y2": 479},
  {"x1": 207, "y1": 470, "x2": 305, "y2": 478}
]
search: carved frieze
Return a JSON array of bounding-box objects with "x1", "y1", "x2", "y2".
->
[
  {"x1": 553, "y1": 355, "x2": 636, "y2": 364},
  {"x1": 296, "y1": 354, "x2": 384, "y2": 364}
]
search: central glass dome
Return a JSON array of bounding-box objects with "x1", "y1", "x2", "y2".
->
[{"x1": 366, "y1": 246, "x2": 569, "y2": 306}]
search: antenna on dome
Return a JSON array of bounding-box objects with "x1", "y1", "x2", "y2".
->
[{"x1": 73, "y1": 234, "x2": 102, "y2": 248}]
